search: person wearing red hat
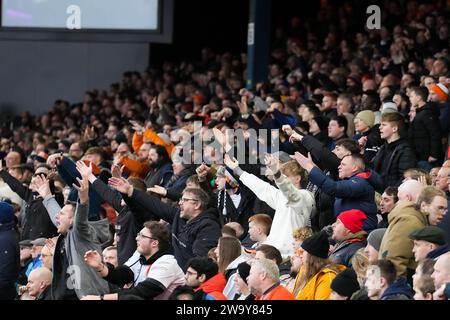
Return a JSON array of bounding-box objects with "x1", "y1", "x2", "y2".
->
[{"x1": 329, "y1": 209, "x2": 368, "y2": 267}]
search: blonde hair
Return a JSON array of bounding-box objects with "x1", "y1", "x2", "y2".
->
[
  {"x1": 280, "y1": 160, "x2": 308, "y2": 183},
  {"x1": 404, "y1": 168, "x2": 431, "y2": 185},
  {"x1": 350, "y1": 248, "x2": 369, "y2": 285},
  {"x1": 292, "y1": 227, "x2": 313, "y2": 241}
]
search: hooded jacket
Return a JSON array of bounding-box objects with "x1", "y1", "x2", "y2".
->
[
  {"x1": 380, "y1": 277, "x2": 414, "y2": 300},
  {"x1": 124, "y1": 189, "x2": 221, "y2": 270},
  {"x1": 236, "y1": 169, "x2": 315, "y2": 258},
  {"x1": 328, "y1": 232, "x2": 367, "y2": 267},
  {"x1": 194, "y1": 273, "x2": 227, "y2": 300},
  {"x1": 41, "y1": 198, "x2": 111, "y2": 299},
  {"x1": 294, "y1": 264, "x2": 346, "y2": 300},
  {"x1": 378, "y1": 201, "x2": 429, "y2": 278},
  {"x1": 308, "y1": 167, "x2": 383, "y2": 232}
]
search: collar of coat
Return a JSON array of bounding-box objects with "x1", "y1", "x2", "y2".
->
[{"x1": 140, "y1": 249, "x2": 172, "y2": 265}]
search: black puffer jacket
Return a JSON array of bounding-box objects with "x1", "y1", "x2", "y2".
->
[
  {"x1": 124, "y1": 189, "x2": 221, "y2": 270},
  {"x1": 0, "y1": 170, "x2": 59, "y2": 240},
  {"x1": 371, "y1": 138, "x2": 417, "y2": 189},
  {"x1": 408, "y1": 102, "x2": 442, "y2": 161}
]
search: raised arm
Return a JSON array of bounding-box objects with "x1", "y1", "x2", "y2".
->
[
  {"x1": 109, "y1": 177, "x2": 178, "y2": 224},
  {"x1": 224, "y1": 154, "x2": 280, "y2": 209},
  {"x1": 34, "y1": 175, "x2": 60, "y2": 227},
  {"x1": 0, "y1": 162, "x2": 31, "y2": 200}
]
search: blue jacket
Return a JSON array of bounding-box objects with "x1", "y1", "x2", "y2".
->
[
  {"x1": 309, "y1": 167, "x2": 383, "y2": 231},
  {"x1": 57, "y1": 157, "x2": 104, "y2": 221},
  {"x1": 380, "y1": 278, "x2": 414, "y2": 300},
  {"x1": 0, "y1": 221, "x2": 20, "y2": 295},
  {"x1": 25, "y1": 256, "x2": 43, "y2": 277}
]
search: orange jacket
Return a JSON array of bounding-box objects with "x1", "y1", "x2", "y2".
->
[
  {"x1": 256, "y1": 285, "x2": 295, "y2": 300},
  {"x1": 194, "y1": 273, "x2": 227, "y2": 300},
  {"x1": 119, "y1": 156, "x2": 150, "y2": 179},
  {"x1": 294, "y1": 264, "x2": 346, "y2": 300},
  {"x1": 132, "y1": 130, "x2": 174, "y2": 158}
]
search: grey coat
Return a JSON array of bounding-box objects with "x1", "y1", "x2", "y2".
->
[{"x1": 43, "y1": 196, "x2": 111, "y2": 299}]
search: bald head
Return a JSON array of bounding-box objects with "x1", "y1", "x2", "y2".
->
[
  {"x1": 432, "y1": 253, "x2": 450, "y2": 288},
  {"x1": 27, "y1": 267, "x2": 52, "y2": 298},
  {"x1": 398, "y1": 180, "x2": 425, "y2": 202},
  {"x1": 435, "y1": 167, "x2": 450, "y2": 191}
]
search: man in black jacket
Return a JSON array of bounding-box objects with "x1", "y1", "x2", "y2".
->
[
  {"x1": 408, "y1": 86, "x2": 442, "y2": 171},
  {"x1": 371, "y1": 112, "x2": 417, "y2": 189},
  {"x1": 0, "y1": 162, "x2": 58, "y2": 240},
  {"x1": 109, "y1": 177, "x2": 222, "y2": 270}
]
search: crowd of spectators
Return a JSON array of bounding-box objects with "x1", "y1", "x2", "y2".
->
[{"x1": 1, "y1": 0, "x2": 450, "y2": 301}]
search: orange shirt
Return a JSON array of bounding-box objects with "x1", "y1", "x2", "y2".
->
[{"x1": 256, "y1": 284, "x2": 295, "y2": 300}]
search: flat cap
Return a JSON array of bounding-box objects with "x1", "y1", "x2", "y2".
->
[{"x1": 409, "y1": 226, "x2": 446, "y2": 246}]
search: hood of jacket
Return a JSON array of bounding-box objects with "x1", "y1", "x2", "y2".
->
[
  {"x1": 380, "y1": 277, "x2": 414, "y2": 300},
  {"x1": 188, "y1": 207, "x2": 221, "y2": 226},
  {"x1": 354, "y1": 170, "x2": 384, "y2": 194},
  {"x1": 196, "y1": 272, "x2": 227, "y2": 295}
]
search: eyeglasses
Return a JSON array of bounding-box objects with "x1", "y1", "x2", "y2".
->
[
  {"x1": 136, "y1": 232, "x2": 157, "y2": 241},
  {"x1": 179, "y1": 197, "x2": 199, "y2": 203}
]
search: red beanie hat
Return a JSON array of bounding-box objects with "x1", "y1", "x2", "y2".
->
[{"x1": 337, "y1": 209, "x2": 367, "y2": 233}]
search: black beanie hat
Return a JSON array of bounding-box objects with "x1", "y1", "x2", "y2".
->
[
  {"x1": 301, "y1": 231, "x2": 330, "y2": 259},
  {"x1": 237, "y1": 262, "x2": 251, "y2": 284},
  {"x1": 330, "y1": 268, "x2": 360, "y2": 298},
  {"x1": 312, "y1": 116, "x2": 329, "y2": 132}
]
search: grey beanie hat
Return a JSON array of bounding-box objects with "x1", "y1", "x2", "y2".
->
[{"x1": 367, "y1": 228, "x2": 387, "y2": 252}]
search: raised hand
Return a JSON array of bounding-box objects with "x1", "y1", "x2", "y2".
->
[
  {"x1": 224, "y1": 154, "x2": 239, "y2": 170},
  {"x1": 147, "y1": 185, "x2": 167, "y2": 197},
  {"x1": 73, "y1": 176, "x2": 89, "y2": 204},
  {"x1": 111, "y1": 164, "x2": 124, "y2": 179},
  {"x1": 282, "y1": 125, "x2": 294, "y2": 136},
  {"x1": 84, "y1": 250, "x2": 103, "y2": 270},
  {"x1": 130, "y1": 120, "x2": 144, "y2": 135},
  {"x1": 46, "y1": 153, "x2": 63, "y2": 168},
  {"x1": 109, "y1": 177, "x2": 132, "y2": 196},
  {"x1": 34, "y1": 174, "x2": 52, "y2": 198},
  {"x1": 237, "y1": 100, "x2": 248, "y2": 115},
  {"x1": 290, "y1": 152, "x2": 315, "y2": 172},
  {"x1": 264, "y1": 153, "x2": 280, "y2": 175},
  {"x1": 196, "y1": 163, "x2": 210, "y2": 182},
  {"x1": 76, "y1": 160, "x2": 93, "y2": 179},
  {"x1": 289, "y1": 131, "x2": 304, "y2": 143}
]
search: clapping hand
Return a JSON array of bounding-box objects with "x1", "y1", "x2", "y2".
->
[
  {"x1": 147, "y1": 185, "x2": 167, "y2": 197},
  {"x1": 73, "y1": 176, "x2": 89, "y2": 204},
  {"x1": 290, "y1": 152, "x2": 315, "y2": 172},
  {"x1": 33, "y1": 174, "x2": 52, "y2": 198},
  {"x1": 264, "y1": 153, "x2": 280, "y2": 175},
  {"x1": 109, "y1": 177, "x2": 133, "y2": 196},
  {"x1": 224, "y1": 154, "x2": 239, "y2": 170}
]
